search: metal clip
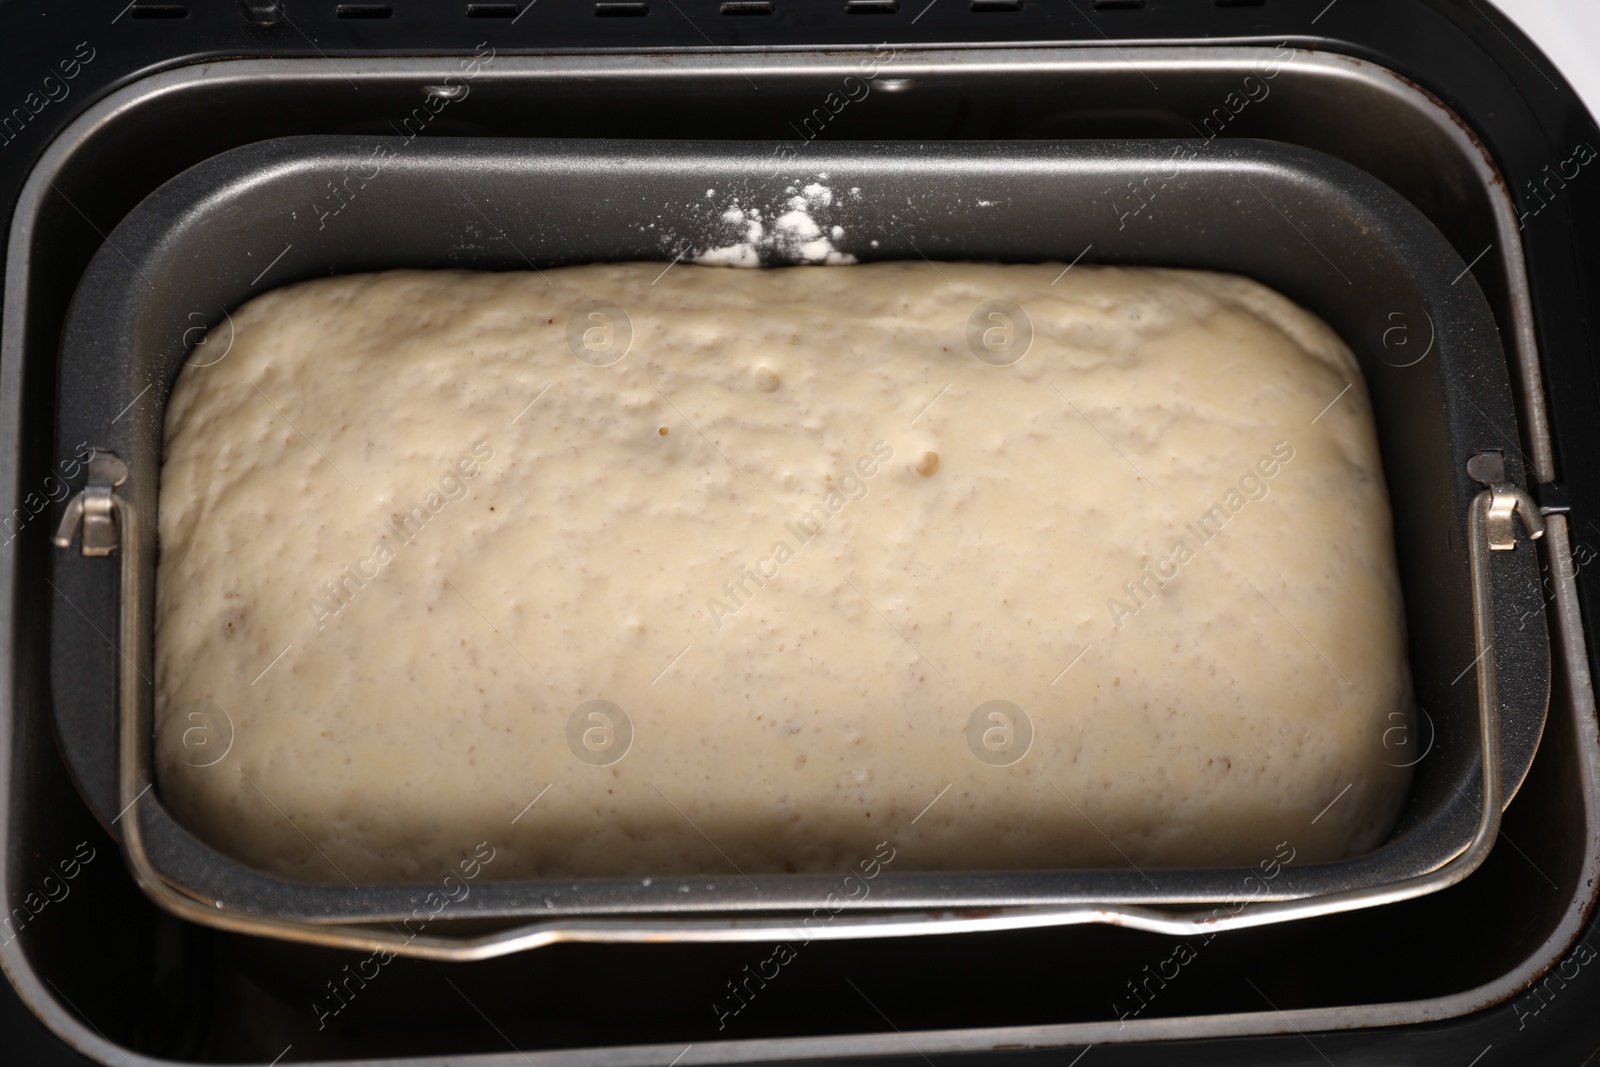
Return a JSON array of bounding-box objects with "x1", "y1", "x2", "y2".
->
[
  {"x1": 52, "y1": 451, "x2": 128, "y2": 558},
  {"x1": 1467, "y1": 451, "x2": 1545, "y2": 552}
]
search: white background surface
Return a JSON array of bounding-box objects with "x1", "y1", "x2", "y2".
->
[{"x1": 1491, "y1": 0, "x2": 1600, "y2": 124}]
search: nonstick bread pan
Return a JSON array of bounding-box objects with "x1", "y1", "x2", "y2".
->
[{"x1": 48, "y1": 137, "x2": 1548, "y2": 958}]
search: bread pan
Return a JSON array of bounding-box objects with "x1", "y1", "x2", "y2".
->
[{"x1": 47, "y1": 135, "x2": 1548, "y2": 959}]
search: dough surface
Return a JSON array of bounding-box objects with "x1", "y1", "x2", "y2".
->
[{"x1": 154, "y1": 262, "x2": 1413, "y2": 885}]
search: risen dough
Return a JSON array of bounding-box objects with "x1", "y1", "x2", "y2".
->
[{"x1": 154, "y1": 263, "x2": 1412, "y2": 885}]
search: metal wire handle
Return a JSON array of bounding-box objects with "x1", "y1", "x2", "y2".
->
[{"x1": 54, "y1": 450, "x2": 1538, "y2": 961}]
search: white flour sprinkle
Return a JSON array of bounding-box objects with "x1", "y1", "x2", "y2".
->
[
  {"x1": 690, "y1": 179, "x2": 855, "y2": 267},
  {"x1": 776, "y1": 210, "x2": 820, "y2": 239},
  {"x1": 803, "y1": 183, "x2": 834, "y2": 206}
]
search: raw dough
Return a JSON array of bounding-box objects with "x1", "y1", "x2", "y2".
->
[{"x1": 154, "y1": 262, "x2": 1413, "y2": 885}]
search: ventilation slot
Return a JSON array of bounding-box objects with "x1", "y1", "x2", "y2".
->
[
  {"x1": 128, "y1": 3, "x2": 187, "y2": 16},
  {"x1": 336, "y1": 3, "x2": 393, "y2": 15},
  {"x1": 969, "y1": 0, "x2": 1021, "y2": 10},
  {"x1": 467, "y1": 2, "x2": 521, "y2": 14},
  {"x1": 1092, "y1": 0, "x2": 1143, "y2": 8},
  {"x1": 595, "y1": 1, "x2": 649, "y2": 13},
  {"x1": 721, "y1": 0, "x2": 772, "y2": 11},
  {"x1": 845, "y1": 0, "x2": 898, "y2": 11},
  {"x1": 1214, "y1": 0, "x2": 1265, "y2": 6}
]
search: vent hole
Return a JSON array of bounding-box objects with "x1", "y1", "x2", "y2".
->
[
  {"x1": 1214, "y1": 0, "x2": 1264, "y2": 5},
  {"x1": 845, "y1": 0, "x2": 898, "y2": 10},
  {"x1": 336, "y1": 3, "x2": 392, "y2": 14},
  {"x1": 467, "y1": 2, "x2": 520, "y2": 14},
  {"x1": 1092, "y1": 0, "x2": 1142, "y2": 8},
  {"x1": 969, "y1": 0, "x2": 1021, "y2": 10},
  {"x1": 129, "y1": 3, "x2": 188, "y2": 16},
  {"x1": 595, "y1": 1, "x2": 648, "y2": 13},
  {"x1": 720, "y1": 0, "x2": 772, "y2": 11}
]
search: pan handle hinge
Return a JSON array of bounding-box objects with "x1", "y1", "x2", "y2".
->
[
  {"x1": 1467, "y1": 451, "x2": 1545, "y2": 552},
  {"x1": 53, "y1": 451, "x2": 129, "y2": 558}
]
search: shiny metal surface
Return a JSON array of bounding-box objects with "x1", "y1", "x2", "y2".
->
[
  {"x1": 1469, "y1": 444, "x2": 1547, "y2": 549},
  {"x1": 1485, "y1": 485, "x2": 1547, "y2": 550},
  {"x1": 49, "y1": 452, "x2": 125, "y2": 558}
]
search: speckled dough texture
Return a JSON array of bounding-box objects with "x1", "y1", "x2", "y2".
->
[{"x1": 155, "y1": 262, "x2": 1413, "y2": 886}]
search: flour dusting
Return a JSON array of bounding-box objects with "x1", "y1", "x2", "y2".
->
[{"x1": 690, "y1": 180, "x2": 855, "y2": 267}]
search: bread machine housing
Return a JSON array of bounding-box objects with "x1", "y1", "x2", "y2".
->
[{"x1": 4, "y1": 5, "x2": 1599, "y2": 1064}]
